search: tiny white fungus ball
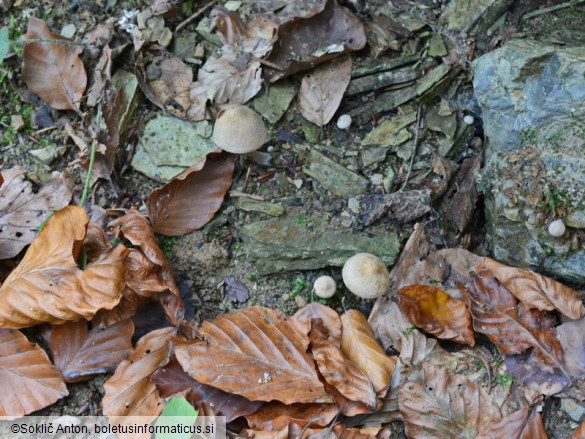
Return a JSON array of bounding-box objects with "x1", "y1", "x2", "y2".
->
[
  {"x1": 313, "y1": 276, "x2": 337, "y2": 299},
  {"x1": 342, "y1": 253, "x2": 390, "y2": 299},
  {"x1": 463, "y1": 115, "x2": 475, "y2": 125},
  {"x1": 337, "y1": 114, "x2": 352, "y2": 130},
  {"x1": 548, "y1": 219, "x2": 566, "y2": 237}
]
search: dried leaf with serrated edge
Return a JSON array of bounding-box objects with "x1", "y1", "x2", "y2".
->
[
  {"x1": 246, "y1": 401, "x2": 338, "y2": 430},
  {"x1": 397, "y1": 285, "x2": 475, "y2": 346},
  {"x1": 151, "y1": 355, "x2": 263, "y2": 422},
  {"x1": 22, "y1": 17, "x2": 87, "y2": 110},
  {"x1": 476, "y1": 406, "x2": 547, "y2": 439},
  {"x1": 299, "y1": 55, "x2": 352, "y2": 127},
  {"x1": 102, "y1": 327, "x2": 173, "y2": 423},
  {"x1": 0, "y1": 168, "x2": 72, "y2": 260},
  {"x1": 147, "y1": 153, "x2": 234, "y2": 236},
  {"x1": 294, "y1": 302, "x2": 342, "y2": 347},
  {"x1": 0, "y1": 329, "x2": 68, "y2": 419},
  {"x1": 0, "y1": 206, "x2": 127, "y2": 328},
  {"x1": 341, "y1": 309, "x2": 396, "y2": 394},
  {"x1": 399, "y1": 363, "x2": 501, "y2": 439},
  {"x1": 481, "y1": 258, "x2": 584, "y2": 319},
  {"x1": 50, "y1": 320, "x2": 134, "y2": 382},
  {"x1": 175, "y1": 306, "x2": 332, "y2": 404}
]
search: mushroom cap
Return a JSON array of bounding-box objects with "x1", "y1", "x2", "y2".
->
[
  {"x1": 342, "y1": 253, "x2": 389, "y2": 299},
  {"x1": 313, "y1": 275, "x2": 337, "y2": 298},
  {"x1": 213, "y1": 105, "x2": 269, "y2": 154},
  {"x1": 548, "y1": 219, "x2": 566, "y2": 237}
]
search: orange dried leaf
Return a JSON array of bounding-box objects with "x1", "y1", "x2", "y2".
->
[
  {"x1": 246, "y1": 402, "x2": 338, "y2": 431},
  {"x1": 399, "y1": 363, "x2": 501, "y2": 438},
  {"x1": 397, "y1": 284, "x2": 475, "y2": 346},
  {"x1": 22, "y1": 17, "x2": 87, "y2": 110},
  {"x1": 102, "y1": 327, "x2": 173, "y2": 425},
  {"x1": 293, "y1": 302, "x2": 342, "y2": 347},
  {"x1": 0, "y1": 328, "x2": 68, "y2": 418},
  {"x1": 571, "y1": 419, "x2": 585, "y2": 439},
  {"x1": 481, "y1": 258, "x2": 584, "y2": 319},
  {"x1": 50, "y1": 319, "x2": 134, "y2": 382},
  {"x1": 0, "y1": 206, "x2": 128, "y2": 328},
  {"x1": 147, "y1": 153, "x2": 234, "y2": 236},
  {"x1": 340, "y1": 309, "x2": 396, "y2": 394},
  {"x1": 175, "y1": 306, "x2": 332, "y2": 404},
  {"x1": 476, "y1": 406, "x2": 547, "y2": 439}
]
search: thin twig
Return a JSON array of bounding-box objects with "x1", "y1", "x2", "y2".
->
[
  {"x1": 80, "y1": 139, "x2": 98, "y2": 207},
  {"x1": 521, "y1": 0, "x2": 585, "y2": 20},
  {"x1": 230, "y1": 191, "x2": 265, "y2": 201},
  {"x1": 175, "y1": 0, "x2": 219, "y2": 33},
  {"x1": 399, "y1": 104, "x2": 423, "y2": 192}
]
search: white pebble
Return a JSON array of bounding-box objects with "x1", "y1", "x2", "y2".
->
[
  {"x1": 463, "y1": 115, "x2": 475, "y2": 125},
  {"x1": 548, "y1": 219, "x2": 565, "y2": 237},
  {"x1": 337, "y1": 114, "x2": 352, "y2": 130}
]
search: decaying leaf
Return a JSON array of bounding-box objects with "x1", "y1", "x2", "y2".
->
[
  {"x1": 50, "y1": 319, "x2": 134, "y2": 382},
  {"x1": 476, "y1": 406, "x2": 547, "y2": 439},
  {"x1": 399, "y1": 363, "x2": 501, "y2": 438},
  {"x1": 357, "y1": 190, "x2": 432, "y2": 228},
  {"x1": 0, "y1": 168, "x2": 73, "y2": 260},
  {"x1": 397, "y1": 284, "x2": 475, "y2": 346},
  {"x1": 264, "y1": 0, "x2": 366, "y2": 82},
  {"x1": 387, "y1": 223, "x2": 431, "y2": 290},
  {"x1": 246, "y1": 401, "x2": 338, "y2": 430},
  {"x1": 146, "y1": 153, "x2": 234, "y2": 236},
  {"x1": 368, "y1": 298, "x2": 414, "y2": 353},
  {"x1": 341, "y1": 309, "x2": 397, "y2": 394},
  {"x1": 102, "y1": 327, "x2": 173, "y2": 425},
  {"x1": 151, "y1": 356, "x2": 263, "y2": 422},
  {"x1": 299, "y1": 55, "x2": 352, "y2": 127},
  {"x1": 22, "y1": 17, "x2": 87, "y2": 110},
  {"x1": 0, "y1": 206, "x2": 128, "y2": 328},
  {"x1": 556, "y1": 316, "x2": 585, "y2": 378},
  {"x1": 175, "y1": 306, "x2": 332, "y2": 404},
  {"x1": 571, "y1": 419, "x2": 585, "y2": 439},
  {"x1": 0, "y1": 329, "x2": 68, "y2": 419},
  {"x1": 224, "y1": 276, "x2": 250, "y2": 303},
  {"x1": 481, "y1": 258, "x2": 585, "y2": 320},
  {"x1": 293, "y1": 302, "x2": 342, "y2": 347}
]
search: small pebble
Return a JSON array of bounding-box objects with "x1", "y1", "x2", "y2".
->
[
  {"x1": 370, "y1": 173, "x2": 383, "y2": 185},
  {"x1": 548, "y1": 219, "x2": 565, "y2": 237},
  {"x1": 11, "y1": 115, "x2": 25, "y2": 131},
  {"x1": 293, "y1": 179, "x2": 303, "y2": 189},
  {"x1": 294, "y1": 295, "x2": 308, "y2": 307},
  {"x1": 337, "y1": 114, "x2": 352, "y2": 130},
  {"x1": 463, "y1": 115, "x2": 475, "y2": 125},
  {"x1": 60, "y1": 24, "x2": 76, "y2": 38}
]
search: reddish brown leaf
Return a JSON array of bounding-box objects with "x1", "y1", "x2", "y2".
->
[
  {"x1": 102, "y1": 327, "x2": 173, "y2": 424},
  {"x1": 481, "y1": 258, "x2": 584, "y2": 319},
  {"x1": 341, "y1": 310, "x2": 396, "y2": 394},
  {"x1": 476, "y1": 406, "x2": 548, "y2": 439},
  {"x1": 147, "y1": 153, "x2": 235, "y2": 236},
  {"x1": 571, "y1": 419, "x2": 585, "y2": 439},
  {"x1": 293, "y1": 302, "x2": 342, "y2": 347},
  {"x1": 399, "y1": 363, "x2": 501, "y2": 438},
  {"x1": 299, "y1": 55, "x2": 352, "y2": 127},
  {"x1": 387, "y1": 223, "x2": 431, "y2": 291},
  {"x1": 0, "y1": 328, "x2": 68, "y2": 418},
  {"x1": 50, "y1": 319, "x2": 134, "y2": 382},
  {"x1": 0, "y1": 206, "x2": 128, "y2": 328},
  {"x1": 265, "y1": 0, "x2": 366, "y2": 82},
  {"x1": 22, "y1": 17, "x2": 87, "y2": 110},
  {"x1": 397, "y1": 284, "x2": 475, "y2": 346},
  {"x1": 0, "y1": 168, "x2": 72, "y2": 260},
  {"x1": 151, "y1": 355, "x2": 263, "y2": 422},
  {"x1": 175, "y1": 306, "x2": 332, "y2": 404},
  {"x1": 246, "y1": 402, "x2": 338, "y2": 430}
]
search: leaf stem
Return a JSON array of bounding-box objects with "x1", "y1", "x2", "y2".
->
[{"x1": 80, "y1": 139, "x2": 97, "y2": 207}]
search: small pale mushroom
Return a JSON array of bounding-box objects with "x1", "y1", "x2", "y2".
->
[
  {"x1": 336, "y1": 114, "x2": 352, "y2": 130},
  {"x1": 313, "y1": 275, "x2": 336, "y2": 299},
  {"x1": 342, "y1": 253, "x2": 389, "y2": 299},
  {"x1": 548, "y1": 219, "x2": 565, "y2": 237},
  {"x1": 212, "y1": 104, "x2": 269, "y2": 154}
]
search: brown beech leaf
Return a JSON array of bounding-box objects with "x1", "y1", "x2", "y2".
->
[
  {"x1": 147, "y1": 153, "x2": 235, "y2": 236},
  {"x1": 571, "y1": 419, "x2": 585, "y2": 439},
  {"x1": 557, "y1": 316, "x2": 585, "y2": 378},
  {"x1": 50, "y1": 319, "x2": 134, "y2": 382},
  {"x1": 397, "y1": 284, "x2": 475, "y2": 346},
  {"x1": 399, "y1": 363, "x2": 501, "y2": 439},
  {"x1": 22, "y1": 17, "x2": 87, "y2": 110},
  {"x1": 341, "y1": 309, "x2": 397, "y2": 394},
  {"x1": 264, "y1": 0, "x2": 366, "y2": 82},
  {"x1": 293, "y1": 302, "x2": 342, "y2": 347},
  {"x1": 299, "y1": 55, "x2": 352, "y2": 127},
  {"x1": 102, "y1": 327, "x2": 173, "y2": 424},
  {"x1": 481, "y1": 258, "x2": 584, "y2": 319},
  {"x1": 246, "y1": 402, "x2": 338, "y2": 430},
  {"x1": 147, "y1": 55, "x2": 193, "y2": 119},
  {"x1": 151, "y1": 355, "x2": 263, "y2": 422},
  {"x1": 0, "y1": 206, "x2": 128, "y2": 328},
  {"x1": 107, "y1": 209, "x2": 184, "y2": 326},
  {"x1": 0, "y1": 168, "x2": 73, "y2": 260},
  {"x1": 175, "y1": 306, "x2": 332, "y2": 404},
  {"x1": 368, "y1": 297, "x2": 414, "y2": 352},
  {"x1": 0, "y1": 329, "x2": 68, "y2": 419},
  {"x1": 476, "y1": 406, "x2": 547, "y2": 439},
  {"x1": 387, "y1": 223, "x2": 431, "y2": 291}
]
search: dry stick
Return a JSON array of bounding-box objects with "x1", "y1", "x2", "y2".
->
[
  {"x1": 521, "y1": 0, "x2": 585, "y2": 20},
  {"x1": 175, "y1": 0, "x2": 220, "y2": 33},
  {"x1": 399, "y1": 103, "x2": 423, "y2": 192}
]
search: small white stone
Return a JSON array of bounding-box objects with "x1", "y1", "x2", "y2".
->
[
  {"x1": 60, "y1": 24, "x2": 76, "y2": 38},
  {"x1": 463, "y1": 115, "x2": 475, "y2": 125},
  {"x1": 348, "y1": 197, "x2": 360, "y2": 213},
  {"x1": 293, "y1": 179, "x2": 303, "y2": 189},
  {"x1": 337, "y1": 114, "x2": 352, "y2": 130},
  {"x1": 370, "y1": 173, "x2": 384, "y2": 185},
  {"x1": 548, "y1": 219, "x2": 566, "y2": 237}
]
